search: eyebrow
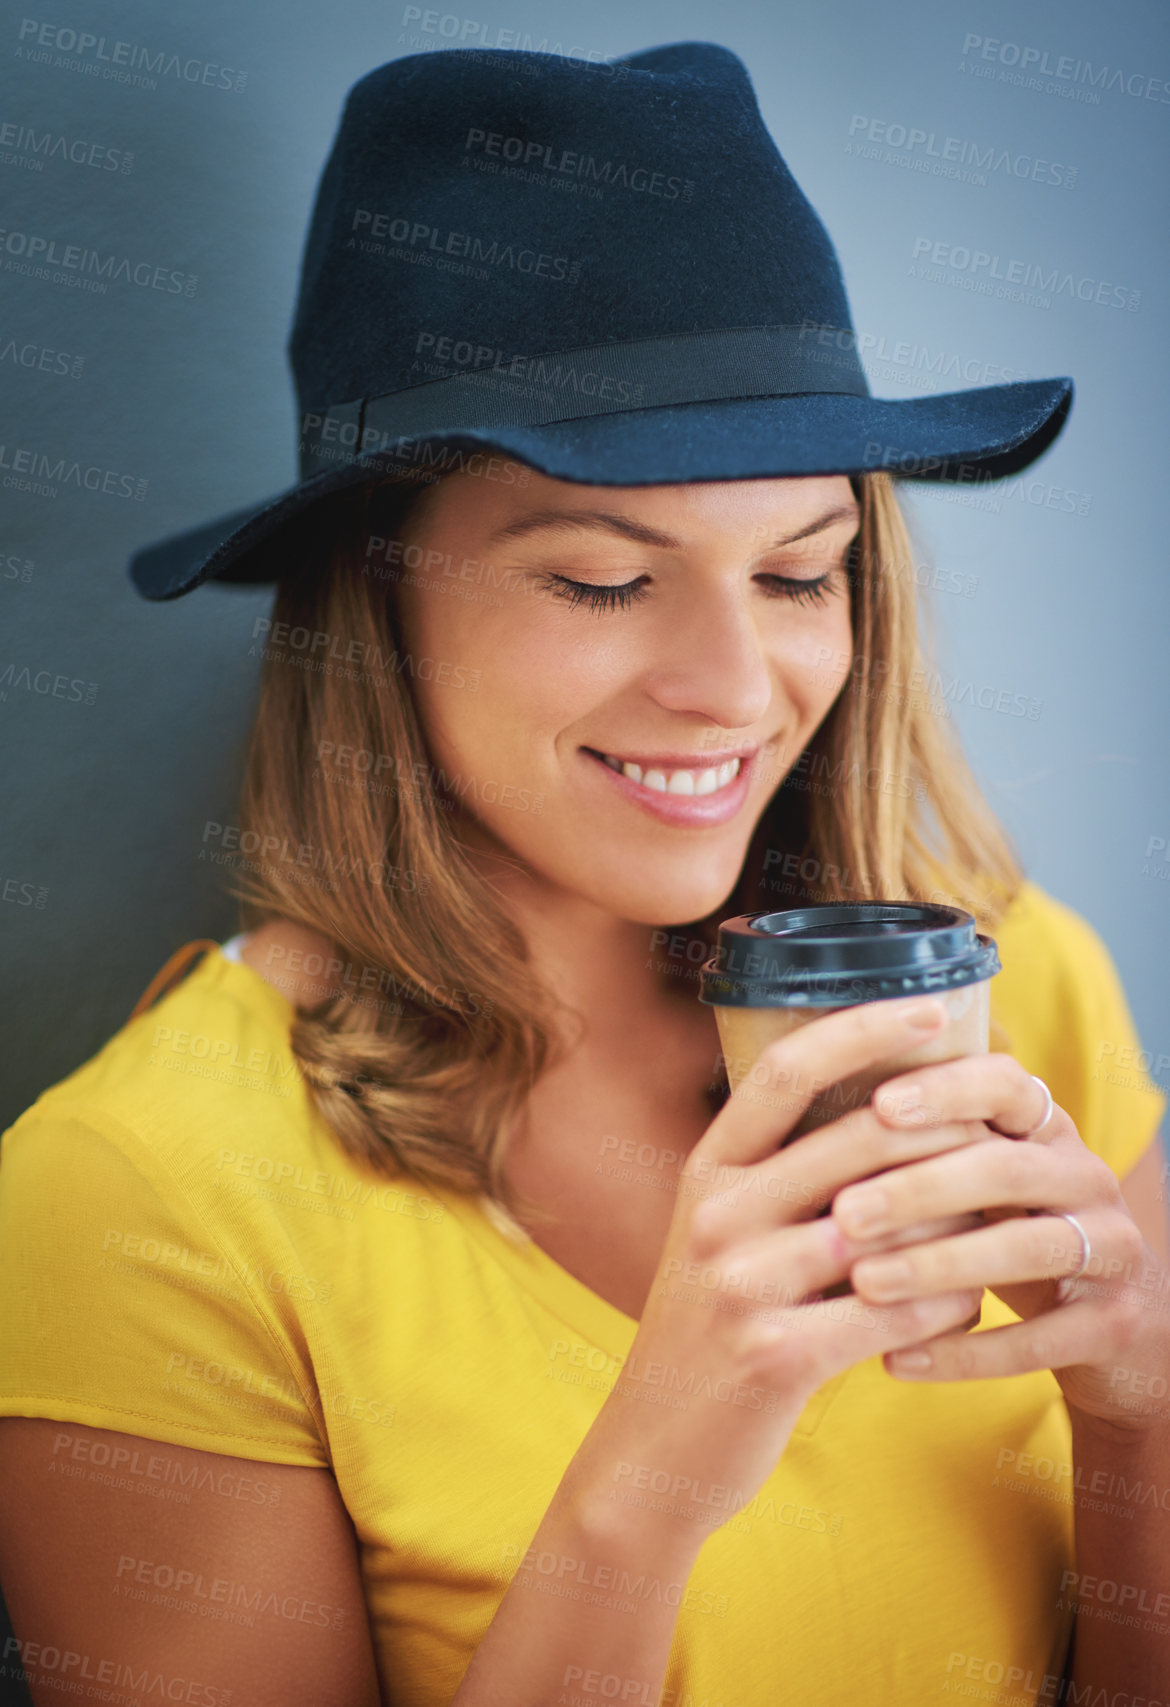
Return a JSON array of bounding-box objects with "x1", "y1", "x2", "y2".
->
[{"x1": 487, "y1": 504, "x2": 859, "y2": 551}]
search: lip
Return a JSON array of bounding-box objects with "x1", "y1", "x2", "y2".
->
[{"x1": 579, "y1": 745, "x2": 756, "y2": 827}]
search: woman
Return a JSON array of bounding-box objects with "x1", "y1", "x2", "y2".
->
[{"x1": 1, "y1": 40, "x2": 1167, "y2": 1707}]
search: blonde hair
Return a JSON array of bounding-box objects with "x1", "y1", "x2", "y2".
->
[{"x1": 228, "y1": 470, "x2": 1023, "y2": 1235}]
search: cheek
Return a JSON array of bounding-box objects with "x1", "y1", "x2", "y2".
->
[
  {"x1": 393, "y1": 579, "x2": 460, "y2": 663},
  {"x1": 394, "y1": 575, "x2": 505, "y2": 695},
  {"x1": 468, "y1": 624, "x2": 605, "y2": 771},
  {"x1": 397, "y1": 593, "x2": 596, "y2": 776},
  {"x1": 390, "y1": 587, "x2": 478, "y2": 758},
  {"x1": 779, "y1": 603, "x2": 854, "y2": 712}
]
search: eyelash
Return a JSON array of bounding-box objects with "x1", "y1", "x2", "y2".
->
[{"x1": 538, "y1": 572, "x2": 838, "y2": 613}]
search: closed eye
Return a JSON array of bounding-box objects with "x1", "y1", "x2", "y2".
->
[{"x1": 535, "y1": 572, "x2": 839, "y2": 613}]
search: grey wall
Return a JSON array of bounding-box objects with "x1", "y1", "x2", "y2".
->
[
  {"x1": 2, "y1": 0, "x2": 1167, "y2": 1147},
  {"x1": 1, "y1": 0, "x2": 1167, "y2": 1684}
]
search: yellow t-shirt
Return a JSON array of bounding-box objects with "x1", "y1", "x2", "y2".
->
[{"x1": 0, "y1": 880, "x2": 1164, "y2": 1706}]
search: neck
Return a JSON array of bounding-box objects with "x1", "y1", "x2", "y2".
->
[
  {"x1": 474, "y1": 854, "x2": 726, "y2": 1269},
  {"x1": 468, "y1": 845, "x2": 715, "y2": 1057}
]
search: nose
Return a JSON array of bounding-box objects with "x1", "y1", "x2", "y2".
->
[{"x1": 640, "y1": 583, "x2": 776, "y2": 730}]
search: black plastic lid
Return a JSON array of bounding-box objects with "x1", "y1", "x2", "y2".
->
[{"x1": 698, "y1": 901, "x2": 1000, "y2": 1008}]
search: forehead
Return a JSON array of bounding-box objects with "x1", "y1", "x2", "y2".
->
[{"x1": 411, "y1": 467, "x2": 860, "y2": 542}]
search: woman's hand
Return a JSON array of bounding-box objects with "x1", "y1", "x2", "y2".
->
[
  {"x1": 592, "y1": 994, "x2": 987, "y2": 1548},
  {"x1": 832, "y1": 1054, "x2": 1170, "y2": 1429}
]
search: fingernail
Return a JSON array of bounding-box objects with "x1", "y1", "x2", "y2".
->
[{"x1": 903, "y1": 1001, "x2": 946, "y2": 1031}]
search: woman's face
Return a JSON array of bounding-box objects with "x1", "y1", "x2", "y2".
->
[{"x1": 391, "y1": 467, "x2": 858, "y2": 926}]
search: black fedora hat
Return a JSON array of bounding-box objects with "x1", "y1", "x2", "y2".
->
[{"x1": 129, "y1": 39, "x2": 1073, "y2": 602}]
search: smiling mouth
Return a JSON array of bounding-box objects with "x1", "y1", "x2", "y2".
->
[{"x1": 585, "y1": 749, "x2": 745, "y2": 797}]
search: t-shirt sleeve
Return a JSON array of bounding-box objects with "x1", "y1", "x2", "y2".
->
[
  {"x1": 0, "y1": 1102, "x2": 329, "y2": 1466},
  {"x1": 1001, "y1": 887, "x2": 1167, "y2": 1182}
]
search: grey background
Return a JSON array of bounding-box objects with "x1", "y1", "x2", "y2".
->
[
  {"x1": 2, "y1": 1, "x2": 1167, "y2": 1126},
  {"x1": 0, "y1": 0, "x2": 1161, "y2": 1686},
  {"x1": 1, "y1": 0, "x2": 1167, "y2": 1689}
]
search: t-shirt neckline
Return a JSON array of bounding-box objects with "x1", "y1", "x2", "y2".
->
[{"x1": 434, "y1": 1184, "x2": 641, "y2": 1357}]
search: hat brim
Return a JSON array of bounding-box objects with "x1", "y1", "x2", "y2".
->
[{"x1": 129, "y1": 378, "x2": 1072, "y2": 600}]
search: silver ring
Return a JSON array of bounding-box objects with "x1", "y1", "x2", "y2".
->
[
  {"x1": 1052, "y1": 1210, "x2": 1092, "y2": 1283},
  {"x1": 1023, "y1": 1075, "x2": 1054, "y2": 1137}
]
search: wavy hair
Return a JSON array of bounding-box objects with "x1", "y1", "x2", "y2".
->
[{"x1": 227, "y1": 469, "x2": 1023, "y2": 1237}]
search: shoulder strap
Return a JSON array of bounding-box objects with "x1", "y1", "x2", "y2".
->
[{"x1": 129, "y1": 939, "x2": 223, "y2": 1021}]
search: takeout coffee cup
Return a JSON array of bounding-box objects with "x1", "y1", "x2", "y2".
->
[
  {"x1": 698, "y1": 902, "x2": 1001, "y2": 1319},
  {"x1": 699, "y1": 901, "x2": 1000, "y2": 1129}
]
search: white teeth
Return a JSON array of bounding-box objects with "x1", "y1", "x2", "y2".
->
[{"x1": 602, "y1": 753, "x2": 742, "y2": 794}]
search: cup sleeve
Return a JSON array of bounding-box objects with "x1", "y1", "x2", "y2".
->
[{"x1": 0, "y1": 1104, "x2": 329, "y2": 1466}]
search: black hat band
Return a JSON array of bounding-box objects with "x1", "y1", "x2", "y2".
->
[{"x1": 298, "y1": 322, "x2": 870, "y2": 478}]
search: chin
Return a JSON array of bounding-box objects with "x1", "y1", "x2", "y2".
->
[
  {"x1": 465, "y1": 814, "x2": 749, "y2": 927},
  {"x1": 571, "y1": 854, "x2": 744, "y2": 930}
]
